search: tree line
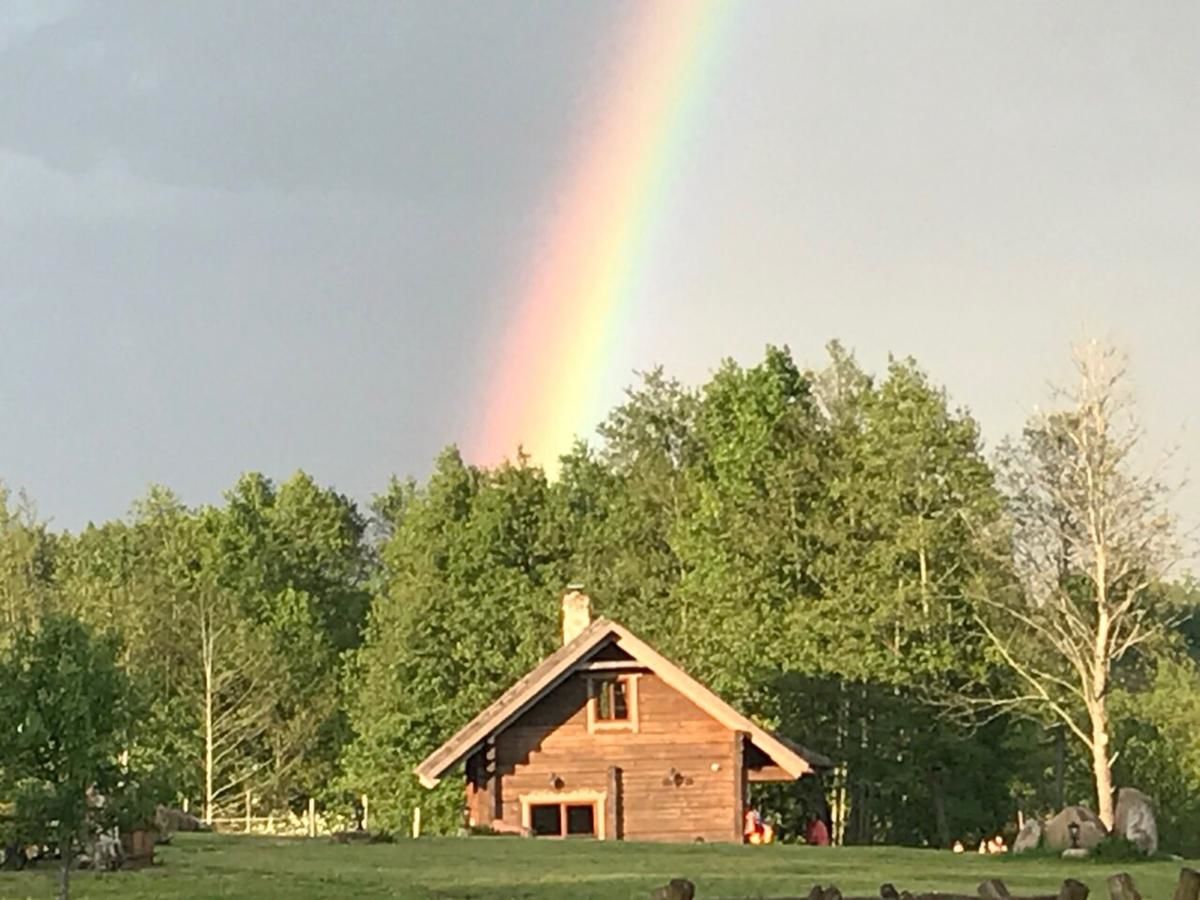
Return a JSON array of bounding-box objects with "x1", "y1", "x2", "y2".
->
[{"x1": 2, "y1": 342, "x2": 1197, "y2": 854}]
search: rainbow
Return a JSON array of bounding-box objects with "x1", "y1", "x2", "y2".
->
[{"x1": 471, "y1": 0, "x2": 731, "y2": 470}]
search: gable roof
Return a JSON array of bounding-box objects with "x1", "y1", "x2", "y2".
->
[{"x1": 414, "y1": 617, "x2": 829, "y2": 788}]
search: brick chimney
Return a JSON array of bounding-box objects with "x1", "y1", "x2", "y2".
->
[{"x1": 561, "y1": 584, "x2": 592, "y2": 645}]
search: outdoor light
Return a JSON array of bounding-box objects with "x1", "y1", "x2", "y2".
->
[{"x1": 1068, "y1": 821, "x2": 1080, "y2": 849}]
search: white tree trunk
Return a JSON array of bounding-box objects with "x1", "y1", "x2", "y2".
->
[
  {"x1": 202, "y1": 607, "x2": 215, "y2": 825},
  {"x1": 1089, "y1": 699, "x2": 1115, "y2": 829}
]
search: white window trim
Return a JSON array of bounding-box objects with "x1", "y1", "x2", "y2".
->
[
  {"x1": 519, "y1": 790, "x2": 607, "y2": 839},
  {"x1": 586, "y1": 673, "x2": 640, "y2": 734}
]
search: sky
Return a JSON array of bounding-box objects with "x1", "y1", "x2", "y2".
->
[{"x1": 1, "y1": 0, "x2": 1197, "y2": 543}]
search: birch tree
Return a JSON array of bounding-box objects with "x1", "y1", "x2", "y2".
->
[
  {"x1": 187, "y1": 584, "x2": 277, "y2": 823},
  {"x1": 983, "y1": 341, "x2": 1182, "y2": 828}
]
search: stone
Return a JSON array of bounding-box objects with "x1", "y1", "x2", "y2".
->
[
  {"x1": 1013, "y1": 819, "x2": 1043, "y2": 854},
  {"x1": 155, "y1": 805, "x2": 207, "y2": 834},
  {"x1": 1107, "y1": 873, "x2": 1141, "y2": 900},
  {"x1": 978, "y1": 879, "x2": 1011, "y2": 900},
  {"x1": 1044, "y1": 806, "x2": 1107, "y2": 850},
  {"x1": 1061, "y1": 848, "x2": 1090, "y2": 859},
  {"x1": 1058, "y1": 878, "x2": 1090, "y2": 900},
  {"x1": 881, "y1": 883, "x2": 900, "y2": 900},
  {"x1": 650, "y1": 878, "x2": 695, "y2": 900},
  {"x1": 1173, "y1": 868, "x2": 1200, "y2": 900},
  {"x1": 1113, "y1": 788, "x2": 1158, "y2": 856}
]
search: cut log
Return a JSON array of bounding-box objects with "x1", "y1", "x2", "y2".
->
[
  {"x1": 1058, "y1": 880, "x2": 1090, "y2": 900},
  {"x1": 978, "y1": 880, "x2": 1012, "y2": 900},
  {"x1": 649, "y1": 878, "x2": 695, "y2": 900},
  {"x1": 1174, "y1": 869, "x2": 1200, "y2": 900},
  {"x1": 1107, "y1": 873, "x2": 1141, "y2": 900},
  {"x1": 881, "y1": 883, "x2": 900, "y2": 900}
]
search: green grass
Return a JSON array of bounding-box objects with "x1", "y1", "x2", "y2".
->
[{"x1": 0, "y1": 834, "x2": 1193, "y2": 900}]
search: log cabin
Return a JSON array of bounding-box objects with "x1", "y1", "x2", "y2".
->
[{"x1": 414, "y1": 588, "x2": 829, "y2": 843}]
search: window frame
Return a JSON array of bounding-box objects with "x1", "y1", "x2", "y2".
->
[
  {"x1": 586, "y1": 673, "x2": 640, "y2": 734},
  {"x1": 519, "y1": 790, "x2": 606, "y2": 839}
]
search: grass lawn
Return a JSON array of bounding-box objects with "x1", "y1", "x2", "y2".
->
[{"x1": 0, "y1": 834, "x2": 1193, "y2": 900}]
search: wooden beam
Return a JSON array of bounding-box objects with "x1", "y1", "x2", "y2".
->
[
  {"x1": 748, "y1": 765, "x2": 796, "y2": 783},
  {"x1": 579, "y1": 660, "x2": 651, "y2": 672},
  {"x1": 606, "y1": 766, "x2": 622, "y2": 841},
  {"x1": 733, "y1": 731, "x2": 747, "y2": 844}
]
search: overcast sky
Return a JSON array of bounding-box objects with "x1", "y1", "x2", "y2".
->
[{"x1": 1, "y1": 0, "x2": 1197, "y2": 542}]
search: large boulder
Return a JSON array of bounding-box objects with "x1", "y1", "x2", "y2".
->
[
  {"x1": 1113, "y1": 788, "x2": 1158, "y2": 855},
  {"x1": 1044, "y1": 805, "x2": 1107, "y2": 850},
  {"x1": 1013, "y1": 819, "x2": 1042, "y2": 854}
]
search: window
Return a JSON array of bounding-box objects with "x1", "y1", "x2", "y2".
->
[
  {"x1": 520, "y1": 791, "x2": 606, "y2": 839},
  {"x1": 596, "y1": 679, "x2": 628, "y2": 721},
  {"x1": 530, "y1": 804, "x2": 562, "y2": 837},
  {"x1": 565, "y1": 804, "x2": 596, "y2": 836},
  {"x1": 586, "y1": 675, "x2": 639, "y2": 733},
  {"x1": 528, "y1": 802, "x2": 596, "y2": 838}
]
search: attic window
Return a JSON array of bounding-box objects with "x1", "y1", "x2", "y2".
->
[
  {"x1": 587, "y1": 675, "x2": 638, "y2": 733},
  {"x1": 598, "y1": 679, "x2": 628, "y2": 721}
]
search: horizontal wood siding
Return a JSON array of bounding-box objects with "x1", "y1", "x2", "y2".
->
[{"x1": 494, "y1": 672, "x2": 738, "y2": 843}]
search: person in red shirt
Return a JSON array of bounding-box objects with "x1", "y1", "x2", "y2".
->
[{"x1": 805, "y1": 816, "x2": 831, "y2": 846}]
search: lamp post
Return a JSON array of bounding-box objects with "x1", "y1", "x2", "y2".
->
[{"x1": 1068, "y1": 821, "x2": 1080, "y2": 850}]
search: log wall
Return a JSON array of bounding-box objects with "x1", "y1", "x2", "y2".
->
[{"x1": 487, "y1": 671, "x2": 742, "y2": 843}]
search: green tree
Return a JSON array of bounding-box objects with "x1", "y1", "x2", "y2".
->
[
  {"x1": 343, "y1": 449, "x2": 570, "y2": 832},
  {"x1": 0, "y1": 485, "x2": 59, "y2": 646},
  {"x1": 0, "y1": 616, "x2": 136, "y2": 900}
]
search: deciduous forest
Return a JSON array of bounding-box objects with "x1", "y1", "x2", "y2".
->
[{"x1": 3, "y1": 343, "x2": 1197, "y2": 854}]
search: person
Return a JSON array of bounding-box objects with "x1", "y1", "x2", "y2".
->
[
  {"x1": 743, "y1": 808, "x2": 776, "y2": 845},
  {"x1": 952, "y1": 840, "x2": 964, "y2": 853},
  {"x1": 805, "y1": 816, "x2": 830, "y2": 846}
]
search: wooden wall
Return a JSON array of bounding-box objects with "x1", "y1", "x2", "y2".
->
[{"x1": 488, "y1": 671, "x2": 740, "y2": 843}]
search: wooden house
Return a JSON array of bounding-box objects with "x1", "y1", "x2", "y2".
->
[{"x1": 415, "y1": 589, "x2": 829, "y2": 843}]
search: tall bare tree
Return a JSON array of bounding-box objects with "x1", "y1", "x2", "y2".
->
[{"x1": 981, "y1": 341, "x2": 1182, "y2": 827}]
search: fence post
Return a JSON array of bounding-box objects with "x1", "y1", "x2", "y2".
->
[
  {"x1": 412, "y1": 806, "x2": 421, "y2": 839},
  {"x1": 245, "y1": 791, "x2": 252, "y2": 834},
  {"x1": 308, "y1": 797, "x2": 316, "y2": 838},
  {"x1": 362, "y1": 794, "x2": 369, "y2": 832}
]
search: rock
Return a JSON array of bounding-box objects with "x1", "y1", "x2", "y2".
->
[
  {"x1": 650, "y1": 878, "x2": 695, "y2": 900},
  {"x1": 1013, "y1": 819, "x2": 1043, "y2": 854},
  {"x1": 978, "y1": 879, "x2": 1011, "y2": 900},
  {"x1": 155, "y1": 805, "x2": 207, "y2": 834},
  {"x1": 825, "y1": 888, "x2": 844, "y2": 900},
  {"x1": 1044, "y1": 806, "x2": 1107, "y2": 850},
  {"x1": 881, "y1": 884, "x2": 900, "y2": 900},
  {"x1": 1107, "y1": 873, "x2": 1141, "y2": 900},
  {"x1": 1061, "y1": 848, "x2": 1090, "y2": 859},
  {"x1": 1174, "y1": 869, "x2": 1200, "y2": 900},
  {"x1": 1113, "y1": 788, "x2": 1158, "y2": 856},
  {"x1": 1058, "y1": 879, "x2": 1090, "y2": 900}
]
